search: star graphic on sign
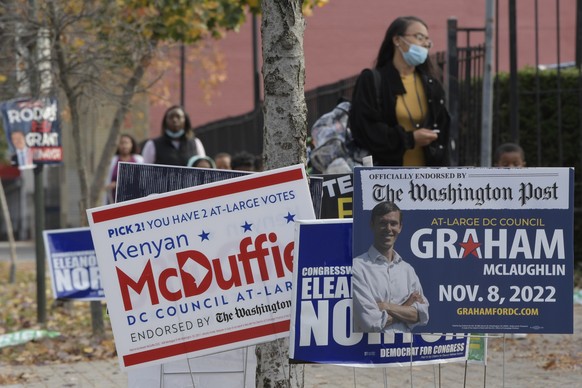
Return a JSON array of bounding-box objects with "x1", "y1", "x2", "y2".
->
[
  {"x1": 241, "y1": 221, "x2": 253, "y2": 232},
  {"x1": 458, "y1": 235, "x2": 481, "y2": 258},
  {"x1": 198, "y1": 230, "x2": 210, "y2": 241},
  {"x1": 284, "y1": 212, "x2": 295, "y2": 223}
]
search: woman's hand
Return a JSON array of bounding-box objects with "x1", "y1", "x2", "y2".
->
[{"x1": 413, "y1": 128, "x2": 438, "y2": 147}]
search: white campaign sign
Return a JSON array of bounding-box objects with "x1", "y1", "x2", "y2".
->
[{"x1": 87, "y1": 165, "x2": 315, "y2": 369}]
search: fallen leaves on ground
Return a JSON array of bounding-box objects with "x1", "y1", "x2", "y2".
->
[
  {"x1": 2, "y1": 261, "x2": 581, "y2": 385},
  {"x1": 0, "y1": 262, "x2": 117, "y2": 383},
  {"x1": 488, "y1": 323, "x2": 582, "y2": 371}
]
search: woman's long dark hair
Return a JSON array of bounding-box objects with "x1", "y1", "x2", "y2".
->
[{"x1": 374, "y1": 16, "x2": 437, "y2": 78}]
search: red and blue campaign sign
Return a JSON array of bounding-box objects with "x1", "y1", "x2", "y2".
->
[
  {"x1": 43, "y1": 228, "x2": 104, "y2": 301},
  {"x1": 290, "y1": 220, "x2": 468, "y2": 366},
  {"x1": 0, "y1": 97, "x2": 63, "y2": 169},
  {"x1": 352, "y1": 167, "x2": 574, "y2": 334},
  {"x1": 87, "y1": 165, "x2": 316, "y2": 369}
]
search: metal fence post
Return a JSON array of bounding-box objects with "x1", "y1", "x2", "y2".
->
[
  {"x1": 447, "y1": 18, "x2": 459, "y2": 166},
  {"x1": 509, "y1": 0, "x2": 520, "y2": 143},
  {"x1": 481, "y1": 0, "x2": 495, "y2": 167}
]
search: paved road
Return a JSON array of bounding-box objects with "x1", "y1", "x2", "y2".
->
[{"x1": 0, "y1": 241, "x2": 35, "y2": 262}]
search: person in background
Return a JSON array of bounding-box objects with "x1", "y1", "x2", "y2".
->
[
  {"x1": 142, "y1": 105, "x2": 205, "y2": 166},
  {"x1": 349, "y1": 16, "x2": 450, "y2": 167},
  {"x1": 187, "y1": 155, "x2": 216, "y2": 168},
  {"x1": 493, "y1": 142, "x2": 526, "y2": 168},
  {"x1": 254, "y1": 154, "x2": 264, "y2": 172},
  {"x1": 105, "y1": 134, "x2": 144, "y2": 204},
  {"x1": 493, "y1": 142, "x2": 528, "y2": 339},
  {"x1": 231, "y1": 151, "x2": 257, "y2": 172},
  {"x1": 214, "y1": 152, "x2": 232, "y2": 170}
]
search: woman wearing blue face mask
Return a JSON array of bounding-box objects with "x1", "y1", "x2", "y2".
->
[
  {"x1": 349, "y1": 16, "x2": 450, "y2": 166},
  {"x1": 142, "y1": 105, "x2": 206, "y2": 165}
]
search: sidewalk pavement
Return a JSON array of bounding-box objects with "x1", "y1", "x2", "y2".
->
[
  {"x1": 1, "y1": 241, "x2": 580, "y2": 386},
  {"x1": 1, "y1": 304, "x2": 580, "y2": 387}
]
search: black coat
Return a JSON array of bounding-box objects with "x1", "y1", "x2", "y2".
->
[
  {"x1": 153, "y1": 134, "x2": 199, "y2": 166},
  {"x1": 349, "y1": 63, "x2": 450, "y2": 166}
]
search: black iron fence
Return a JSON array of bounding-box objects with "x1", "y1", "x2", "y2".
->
[
  {"x1": 196, "y1": 108, "x2": 264, "y2": 158},
  {"x1": 445, "y1": 18, "x2": 487, "y2": 167},
  {"x1": 196, "y1": 75, "x2": 361, "y2": 158},
  {"x1": 193, "y1": 48, "x2": 480, "y2": 165}
]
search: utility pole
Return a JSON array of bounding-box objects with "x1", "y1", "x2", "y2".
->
[{"x1": 23, "y1": 0, "x2": 48, "y2": 325}]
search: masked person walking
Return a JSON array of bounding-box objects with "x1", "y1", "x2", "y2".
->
[
  {"x1": 349, "y1": 16, "x2": 450, "y2": 167},
  {"x1": 142, "y1": 105, "x2": 206, "y2": 166}
]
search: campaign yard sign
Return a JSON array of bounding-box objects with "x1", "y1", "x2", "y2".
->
[
  {"x1": 115, "y1": 164, "x2": 260, "y2": 385},
  {"x1": 352, "y1": 167, "x2": 574, "y2": 334},
  {"x1": 87, "y1": 165, "x2": 316, "y2": 369},
  {"x1": 43, "y1": 227, "x2": 104, "y2": 301},
  {"x1": 114, "y1": 163, "x2": 322, "y2": 384},
  {"x1": 313, "y1": 173, "x2": 354, "y2": 219},
  {"x1": 0, "y1": 97, "x2": 63, "y2": 169},
  {"x1": 290, "y1": 220, "x2": 468, "y2": 366}
]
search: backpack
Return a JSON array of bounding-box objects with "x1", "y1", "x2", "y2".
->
[{"x1": 308, "y1": 69, "x2": 381, "y2": 174}]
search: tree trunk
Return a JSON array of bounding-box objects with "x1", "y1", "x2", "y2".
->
[
  {"x1": 89, "y1": 50, "x2": 154, "y2": 207},
  {"x1": 261, "y1": 0, "x2": 307, "y2": 170},
  {"x1": 256, "y1": 1, "x2": 306, "y2": 387},
  {"x1": 53, "y1": 18, "x2": 104, "y2": 336}
]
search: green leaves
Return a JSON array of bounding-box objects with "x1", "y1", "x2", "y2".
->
[{"x1": 116, "y1": 0, "x2": 253, "y2": 44}]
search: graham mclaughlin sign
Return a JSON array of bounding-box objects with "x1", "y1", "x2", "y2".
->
[
  {"x1": 352, "y1": 167, "x2": 574, "y2": 334},
  {"x1": 87, "y1": 165, "x2": 315, "y2": 369}
]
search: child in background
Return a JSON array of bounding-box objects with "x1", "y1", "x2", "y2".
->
[
  {"x1": 231, "y1": 151, "x2": 257, "y2": 172},
  {"x1": 493, "y1": 142, "x2": 526, "y2": 168},
  {"x1": 187, "y1": 155, "x2": 216, "y2": 168},
  {"x1": 214, "y1": 152, "x2": 232, "y2": 170}
]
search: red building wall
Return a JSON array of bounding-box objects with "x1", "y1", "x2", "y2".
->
[{"x1": 147, "y1": 0, "x2": 577, "y2": 145}]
